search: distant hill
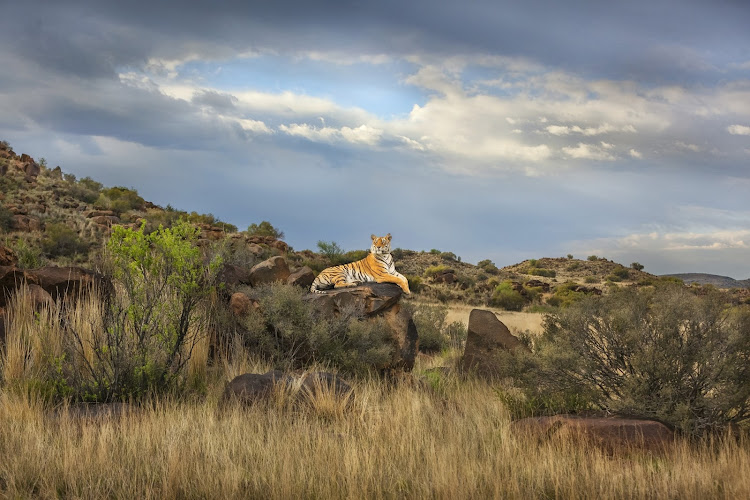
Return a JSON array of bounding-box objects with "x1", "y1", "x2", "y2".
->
[{"x1": 661, "y1": 273, "x2": 750, "y2": 289}]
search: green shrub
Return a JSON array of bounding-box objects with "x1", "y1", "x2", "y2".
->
[
  {"x1": 587, "y1": 255, "x2": 598, "y2": 261},
  {"x1": 566, "y1": 261, "x2": 581, "y2": 271},
  {"x1": 406, "y1": 275, "x2": 424, "y2": 293},
  {"x1": 95, "y1": 186, "x2": 145, "y2": 214},
  {"x1": 534, "y1": 285, "x2": 750, "y2": 436},
  {"x1": 424, "y1": 265, "x2": 449, "y2": 278},
  {"x1": 40, "y1": 223, "x2": 89, "y2": 258},
  {"x1": 546, "y1": 282, "x2": 586, "y2": 308},
  {"x1": 317, "y1": 240, "x2": 344, "y2": 265},
  {"x1": 410, "y1": 303, "x2": 450, "y2": 353},
  {"x1": 526, "y1": 267, "x2": 556, "y2": 278},
  {"x1": 612, "y1": 265, "x2": 630, "y2": 279},
  {"x1": 242, "y1": 283, "x2": 397, "y2": 374},
  {"x1": 631, "y1": 262, "x2": 645, "y2": 271},
  {"x1": 491, "y1": 281, "x2": 526, "y2": 311},
  {"x1": 0, "y1": 205, "x2": 13, "y2": 232},
  {"x1": 12, "y1": 239, "x2": 44, "y2": 269},
  {"x1": 247, "y1": 221, "x2": 284, "y2": 239},
  {"x1": 584, "y1": 276, "x2": 598, "y2": 284},
  {"x1": 477, "y1": 259, "x2": 499, "y2": 275},
  {"x1": 429, "y1": 249, "x2": 441, "y2": 255},
  {"x1": 340, "y1": 249, "x2": 368, "y2": 264},
  {"x1": 660, "y1": 276, "x2": 684, "y2": 285},
  {"x1": 567, "y1": 254, "x2": 574, "y2": 260},
  {"x1": 440, "y1": 251, "x2": 459, "y2": 262}
]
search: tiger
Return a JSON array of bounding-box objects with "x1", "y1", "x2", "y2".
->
[{"x1": 310, "y1": 233, "x2": 411, "y2": 294}]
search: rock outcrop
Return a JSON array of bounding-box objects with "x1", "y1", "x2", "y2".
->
[
  {"x1": 287, "y1": 266, "x2": 315, "y2": 289},
  {"x1": 513, "y1": 415, "x2": 675, "y2": 454},
  {"x1": 249, "y1": 256, "x2": 290, "y2": 286},
  {"x1": 0, "y1": 246, "x2": 18, "y2": 267},
  {"x1": 221, "y1": 370, "x2": 353, "y2": 407},
  {"x1": 460, "y1": 309, "x2": 528, "y2": 377},
  {"x1": 30, "y1": 266, "x2": 110, "y2": 301},
  {"x1": 229, "y1": 292, "x2": 260, "y2": 317},
  {"x1": 305, "y1": 283, "x2": 418, "y2": 372}
]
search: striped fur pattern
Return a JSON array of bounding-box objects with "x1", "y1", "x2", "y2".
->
[{"x1": 310, "y1": 233, "x2": 411, "y2": 294}]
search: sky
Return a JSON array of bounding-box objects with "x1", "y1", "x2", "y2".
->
[{"x1": 1, "y1": 0, "x2": 749, "y2": 277}]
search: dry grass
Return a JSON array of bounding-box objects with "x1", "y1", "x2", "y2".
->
[
  {"x1": 437, "y1": 301, "x2": 545, "y2": 336},
  {"x1": 2, "y1": 291, "x2": 750, "y2": 498},
  {"x1": 1, "y1": 371, "x2": 749, "y2": 498}
]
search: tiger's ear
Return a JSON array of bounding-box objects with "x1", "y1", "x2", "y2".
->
[
  {"x1": 386, "y1": 233, "x2": 392, "y2": 241},
  {"x1": 371, "y1": 234, "x2": 376, "y2": 241}
]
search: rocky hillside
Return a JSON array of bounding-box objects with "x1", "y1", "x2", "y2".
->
[
  {"x1": 3, "y1": 140, "x2": 748, "y2": 311},
  {"x1": 662, "y1": 273, "x2": 750, "y2": 289}
]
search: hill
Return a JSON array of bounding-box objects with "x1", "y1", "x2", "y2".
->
[
  {"x1": 661, "y1": 273, "x2": 750, "y2": 289},
  {"x1": 3, "y1": 139, "x2": 747, "y2": 311}
]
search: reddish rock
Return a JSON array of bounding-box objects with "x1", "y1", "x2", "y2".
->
[
  {"x1": 0, "y1": 266, "x2": 40, "y2": 306},
  {"x1": 90, "y1": 215, "x2": 120, "y2": 226},
  {"x1": 460, "y1": 309, "x2": 528, "y2": 377},
  {"x1": 513, "y1": 415, "x2": 675, "y2": 454},
  {"x1": 27, "y1": 284, "x2": 53, "y2": 310},
  {"x1": 246, "y1": 243, "x2": 264, "y2": 256},
  {"x1": 248, "y1": 256, "x2": 290, "y2": 286},
  {"x1": 24, "y1": 161, "x2": 41, "y2": 179},
  {"x1": 0, "y1": 246, "x2": 18, "y2": 267},
  {"x1": 11, "y1": 215, "x2": 44, "y2": 232},
  {"x1": 230, "y1": 292, "x2": 260, "y2": 317},
  {"x1": 431, "y1": 269, "x2": 456, "y2": 284},
  {"x1": 287, "y1": 266, "x2": 315, "y2": 288}
]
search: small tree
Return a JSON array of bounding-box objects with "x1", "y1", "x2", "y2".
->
[
  {"x1": 317, "y1": 240, "x2": 344, "y2": 264},
  {"x1": 247, "y1": 221, "x2": 284, "y2": 239},
  {"x1": 631, "y1": 262, "x2": 645, "y2": 271}
]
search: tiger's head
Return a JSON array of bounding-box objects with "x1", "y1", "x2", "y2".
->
[{"x1": 370, "y1": 233, "x2": 392, "y2": 255}]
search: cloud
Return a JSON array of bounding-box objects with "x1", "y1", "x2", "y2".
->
[
  {"x1": 629, "y1": 149, "x2": 642, "y2": 159},
  {"x1": 562, "y1": 143, "x2": 615, "y2": 160},
  {"x1": 278, "y1": 123, "x2": 383, "y2": 146},
  {"x1": 728, "y1": 124, "x2": 750, "y2": 136}
]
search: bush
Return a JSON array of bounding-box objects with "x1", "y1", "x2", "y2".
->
[
  {"x1": 2, "y1": 221, "x2": 222, "y2": 402},
  {"x1": 567, "y1": 254, "x2": 574, "y2": 260},
  {"x1": 534, "y1": 285, "x2": 750, "y2": 436},
  {"x1": 587, "y1": 255, "x2": 598, "y2": 261},
  {"x1": 566, "y1": 261, "x2": 581, "y2": 271},
  {"x1": 40, "y1": 223, "x2": 89, "y2": 258},
  {"x1": 0, "y1": 205, "x2": 13, "y2": 232},
  {"x1": 406, "y1": 275, "x2": 424, "y2": 293},
  {"x1": 546, "y1": 282, "x2": 587, "y2": 308},
  {"x1": 424, "y1": 265, "x2": 450, "y2": 279},
  {"x1": 631, "y1": 262, "x2": 645, "y2": 271},
  {"x1": 340, "y1": 249, "x2": 368, "y2": 264},
  {"x1": 526, "y1": 267, "x2": 556, "y2": 278},
  {"x1": 11, "y1": 239, "x2": 44, "y2": 269},
  {"x1": 429, "y1": 249, "x2": 441, "y2": 255},
  {"x1": 584, "y1": 276, "x2": 598, "y2": 284},
  {"x1": 95, "y1": 186, "x2": 145, "y2": 214},
  {"x1": 477, "y1": 259, "x2": 499, "y2": 275},
  {"x1": 241, "y1": 283, "x2": 397, "y2": 374},
  {"x1": 247, "y1": 221, "x2": 284, "y2": 239},
  {"x1": 440, "y1": 251, "x2": 459, "y2": 262},
  {"x1": 410, "y1": 303, "x2": 450, "y2": 353},
  {"x1": 491, "y1": 281, "x2": 526, "y2": 311},
  {"x1": 317, "y1": 240, "x2": 344, "y2": 264}
]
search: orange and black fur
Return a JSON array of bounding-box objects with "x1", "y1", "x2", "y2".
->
[{"x1": 310, "y1": 234, "x2": 410, "y2": 294}]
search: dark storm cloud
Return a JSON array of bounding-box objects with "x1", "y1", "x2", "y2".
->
[{"x1": 3, "y1": 1, "x2": 748, "y2": 83}]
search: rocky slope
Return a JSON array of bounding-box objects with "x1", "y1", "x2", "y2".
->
[{"x1": 662, "y1": 273, "x2": 750, "y2": 289}]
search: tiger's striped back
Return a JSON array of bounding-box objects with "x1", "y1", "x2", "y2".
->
[{"x1": 310, "y1": 234, "x2": 410, "y2": 294}]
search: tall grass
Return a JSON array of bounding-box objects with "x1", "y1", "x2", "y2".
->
[{"x1": 1, "y1": 370, "x2": 749, "y2": 498}]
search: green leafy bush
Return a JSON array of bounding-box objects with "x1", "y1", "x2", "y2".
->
[
  {"x1": 587, "y1": 255, "x2": 598, "y2": 261},
  {"x1": 631, "y1": 262, "x2": 645, "y2": 271},
  {"x1": 534, "y1": 285, "x2": 750, "y2": 436},
  {"x1": 424, "y1": 264, "x2": 449, "y2": 278},
  {"x1": 477, "y1": 259, "x2": 499, "y2": 275},
  {"x1": 95, "y1": 186, "x2": 145, "y2": 214},
  {"x1": 410, "y1": 303, "x2": 450, "y2": 353},
  {"x1": 491, "y1": 281, "x2": 526, "y2": 311},
  {"x1": 247, "y1": 221, "x2": 284, "y2": 239},
  {"x1": 429, "y1": 249, "x2": 441, "y2": 255},
  {"x1": 12, "y1": 238, "x2": 44, "y2": 269},
  {"x1": 406, "y1": 275, "x2": 424, "y2": 293},
  {"x1": 317, "y1": 240, "x2": 345, "y2": 265},
  {"x1": 440, "y1": 251, "x2": 459, "y2": 262},
  {"x1": 40, "y1": 223, "x2": 89, "y2": 258},
  {"x1": 545, "y1": 282, "x2": 587, "y2": 308},
  {"x1": 0, "y1": 205, "x2": 13, "y2": 232},
  {"x1": 526, "y1": 267, "x2": 556, "y2": 278}
]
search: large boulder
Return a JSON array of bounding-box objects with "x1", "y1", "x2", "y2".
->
[
  {"x1": 0, "y1": 266, "x2": 39, "y2": 306},
  {"x1": 221, "y1": 370, "x2": 295, "y2": 406},
  {"x1": 218, "y1": 263, "x2": 253, "y2": 287},
  {"x1": 513, "y1": 415, "x2": 675, "y2": 454},
  {"x1": 460, "y1": 309, "x2": 528, "y2": 377},
  {"x1": 11, "y1": 215, "x2": 44, "y2": 232},
  {"x1": 29, "y1": 266, "x2": 110, "y2": 302},
  {"x1": 0, "y1": 246, "x2": 18, "y2": 267},
  {"x1": 287, "y1": 266, "x2": 315, "y2": 289},
  {"x1": 248, "y1": 256, "x2": 290, "y2": 286},
  {"x1": 305, "y1": 283, "x2": 418, "y2": 372}
]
